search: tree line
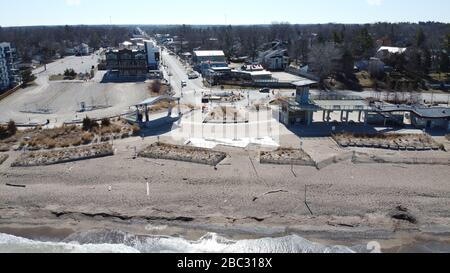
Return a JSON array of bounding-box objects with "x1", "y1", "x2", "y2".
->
[{"x1": 1, "y1": 22, "x2": 449, "y2": 84}]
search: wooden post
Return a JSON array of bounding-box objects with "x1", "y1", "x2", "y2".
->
[{"x1": 304, "y1": 184, "x2": 307, "y2": 203}]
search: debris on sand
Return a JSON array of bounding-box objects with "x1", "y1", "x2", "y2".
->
[
  {"x1": 0, "y1": 154, "x2": 8, "y2": 165},
  {"x1": 389, "y1": 206, "x2": 418, "y2": 224},
  {"x1": 253, "y1": 189, "x2": 289, "y2": 202}
]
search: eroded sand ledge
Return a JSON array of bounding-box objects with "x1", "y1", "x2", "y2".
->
[{"x1": 0, "y1": 137, "x2": 450, "y2": 247}]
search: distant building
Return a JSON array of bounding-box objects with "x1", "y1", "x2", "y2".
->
[
  {"x1": 0, "y1": 42, "x2": 21, "y2": 91},
  {"x1": 192, "y1": 50, "x2": 228, "y2": 75},
  {"x1": 120, "y1": 41, "x2": 134, "y2": 49},
  {"x1": 144, "y1": 40, "x2": 161, "y2": 70},
  {"x1": 375, "y1": 46, "x2": 407, "y2": 60},
  {"x1": 239, "y1": 70, "x2": 273, "y2": 81},
  {"x1": 75, "y1": 43, "x2": 90, "y2": 56},
  {"x1": 105, "y1": 48, "x2": 148, "y2": 79},
  {"x1": 258, "y1": 41, "x2": 290, "y2": 71}
]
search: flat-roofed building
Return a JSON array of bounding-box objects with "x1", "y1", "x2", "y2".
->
[
  {"x1": 144, "y1": 40, "x2": 161, "y2": 70},
  {"x1": 279, "y1": 80, "x2": 373, "y2": 126},
  {"x1": 193, "y1": 50, "x2": 228, "y2": 75},
  {"x1": 105, "y1": 48, "x2": 148, "y2": 80}
]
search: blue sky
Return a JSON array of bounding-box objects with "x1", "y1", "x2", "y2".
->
[{"x1": 1, "y1": 0, "x2": 449, "y2": 26}]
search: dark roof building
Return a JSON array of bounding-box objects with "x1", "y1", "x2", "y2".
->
[{"x1": 105, "y1": 48, "x2": 148, "y2": 79}]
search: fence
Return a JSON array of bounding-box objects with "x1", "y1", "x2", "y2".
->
[{"x1": 0, "y1": 84, "x2": 21, "y2": 102}]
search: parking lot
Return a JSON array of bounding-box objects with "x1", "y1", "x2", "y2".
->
[{"x1": 0, "y1": 54, "x2": 151, "y2": 126}]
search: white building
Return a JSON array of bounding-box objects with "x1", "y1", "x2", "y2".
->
[
  {"x1": 193, "y1": 50, "x2": 228, "y2": 75},
  {"x1": 376, "y1": 46, "x2": 407, "y2": 60},
  {"x1": 144, "y1": 40, "x2": 161, "y2": 70},
  {"x1": 258, "y1": 48, "x2": 290, "y2": 71},
  {"x1": 257, "y1": 41, "x2": 290, "y2": 71}
]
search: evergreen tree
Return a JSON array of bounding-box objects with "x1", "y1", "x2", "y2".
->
[
  {"x1": 440, "y1": 51, "x2": 450, "y2": 73},
  {"x1": 416, "y1": 28, "x2": 426, "y2": 48},
  {"x1": 20, "y1": 69, "x2": 36, "y2": 86},
  {"x1": 341, "y1": 48, "x2": 355, "y2": 78}
]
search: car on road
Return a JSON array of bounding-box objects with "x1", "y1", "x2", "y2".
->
[
  {"x1": 259, "y1": 87, "x2": 271, "y2": 93},
  {"x1": 188, "y1": 72, "x2": 199, "y2": 79},
  {"x1": 181, "y1": 81, "x2": 187, "y2": 88}
]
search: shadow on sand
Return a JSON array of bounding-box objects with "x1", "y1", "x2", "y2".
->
[
  {"x1": 138, "y1": 116, "x2": 182, "y2": 137},
  {"x1": 286, "y1": 122, "x2": 379, "y2": 138}
]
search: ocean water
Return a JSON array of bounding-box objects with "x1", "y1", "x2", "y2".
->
[{"x1": 0, "y1": 230, "x2": 360, "y2": 253}]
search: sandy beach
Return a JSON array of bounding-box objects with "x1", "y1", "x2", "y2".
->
[{"x1": 1, "y1": 134, "x2": 450, "y2": 252}]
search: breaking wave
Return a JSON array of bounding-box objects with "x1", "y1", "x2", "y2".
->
[{"x1": 0, "y1": 230, "x2": 358, "y2": 253}]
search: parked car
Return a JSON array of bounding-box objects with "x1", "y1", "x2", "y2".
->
[
  {"x1": 259, "y1": 88, "x2": 271, "y2": 93},
  {"x1": 181, "y1": 81, "x2": 187, "y2": 87},
  {"x1": 188, "y1": 72, "x2": 199, "y2": 79}
]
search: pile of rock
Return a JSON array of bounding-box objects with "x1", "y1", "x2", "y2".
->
[
  {"x1": 139, "y1": 142, "x2": 227, "y2": 166},
  {"x1": 260, "y1": 148, "x2": 315, "y2": 166},
  {"x1": 12, "y1": 143, "x2": 114, "y2": 167}
]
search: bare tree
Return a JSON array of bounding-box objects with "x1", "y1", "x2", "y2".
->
[
  {"x1": 308, "y1": 43, "x2": 341, "y2": 82},
  {"x1": 150, "y1": 80, "x2": 162, "y2": 94}
]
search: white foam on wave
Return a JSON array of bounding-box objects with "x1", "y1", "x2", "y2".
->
[
  {"x1": 0, "y1": 232, "x2": 355, "y2": 253},
  {"x1": 136, "y1": 233, "x2": 354, "y2": 253},
  {"x1": 0, "y1": 233, "x2": 139, "y2": 253}
]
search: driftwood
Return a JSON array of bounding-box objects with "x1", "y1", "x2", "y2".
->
[
  {"x1": 6, "y1": 183, "x2": 26, "y2": 188},
  {"x1": 253, "y1": 189, "x2": 288, "y2": 202}
]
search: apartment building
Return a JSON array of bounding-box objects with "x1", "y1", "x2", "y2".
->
[{"x1": 0, "y1": 42, "x2": 21, "y2": 91}]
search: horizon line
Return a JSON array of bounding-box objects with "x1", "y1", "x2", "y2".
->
[{"x1": 2, "y1": 20, "x2": 449, "y2": 28}]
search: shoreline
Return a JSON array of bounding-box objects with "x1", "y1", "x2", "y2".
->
[
  {"x1": 1, "y1": 212, "x2": 450, "y2": 253},
  {"x1": 1, "y1": 137, "x2": 450, "y2": 252}
]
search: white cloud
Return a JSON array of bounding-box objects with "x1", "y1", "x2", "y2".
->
[
  {"x1": 66, "y1": 0, "x2": 81, "y2": 6},
  {"x1": 367, "y1": 0, "x2": 384, "y2": 6}
]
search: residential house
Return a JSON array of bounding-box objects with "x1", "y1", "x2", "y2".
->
[
  {"x1": 258, "y1": 41, "x2": 290, "y2": 71},
  {"x1": 375, "y1": 46, "x2": 408, "y2": 60}
]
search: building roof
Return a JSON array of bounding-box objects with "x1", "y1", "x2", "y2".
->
[
  {"x1": 314, "y1": 100, "x2": 370, "y2": 111},
  {"x1": 136, "y1": 95, "x2": 179, "y2": 106},
  {"x1": 122, "y1": 41, "x2": 133, "y2": 46},
  {"x1": 377, "y1": 105, "x2": 450, "y2": 119},
  {"x1": 292, "y1": 79, "x2": 318, "y2": 87},
  {"x1": 377, "y1": 46, "x2": 407, "y2": 54},
  {"x1": 264, "y1": 48, "x2": 288, "y2": 59},
  {"x1": 240, "y1": 70, "x2": 272, "y2": 77},
  {"x1": 193, "y1": 50, "x2": 225, "y2": 57},
  {"x1": 210, "y1": 67, "x2": 232, "y2": 71}
]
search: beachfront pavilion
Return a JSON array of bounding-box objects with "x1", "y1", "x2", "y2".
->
[
  {"x1": 280, "y1": 80, "x2": 372, "y2": 126},
  {"x1": 280, "y1": 81, "x2": 450, "y2": 132},
  {"x1": 134, "y1": 95, "x2": 181, "y2": 125}
]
